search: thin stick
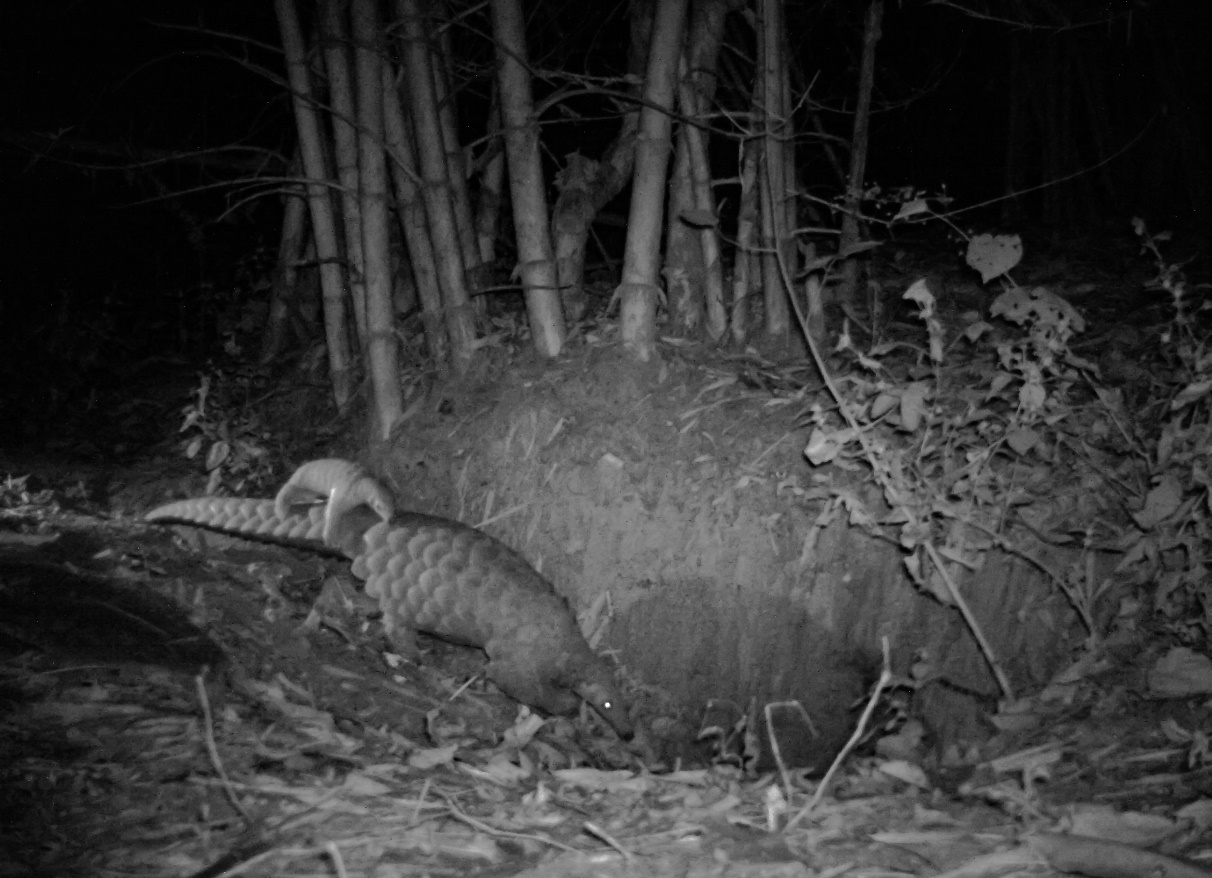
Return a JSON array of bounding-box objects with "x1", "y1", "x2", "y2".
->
[
  {"x1": 765, "y1": 701, "x2": 817, "y2": 804},
  {"x1": 439, "y1": 793, "x2": 579, "y2": 853},
  {"x1": 195, "y1": 672, "x2": 250, "y2": 822},
  {"x1": 324, "y1": 841, "x2": 350, "y2": 878},
  {"x1": 783, "y1": 639, "x2": 892, "y2": 833},
  {"x1": 924, "y1": 541, "x2": 1014, "y2": 700},
  {"x1": 583, "y1": 821, "x2": 633, "y2": 864}
]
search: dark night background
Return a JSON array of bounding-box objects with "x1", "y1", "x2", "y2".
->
[{"x1": 1, "y1": 0, "x2": 1209, "y2": 447}]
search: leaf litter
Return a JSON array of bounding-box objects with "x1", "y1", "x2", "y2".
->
[{"x1": 2, "y1": 507, "x2": 1211, "y2": 878}]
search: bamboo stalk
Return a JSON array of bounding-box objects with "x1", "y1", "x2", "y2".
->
[
  {"x1": 274, "y1": 0, "x2": 355, "y2": 409},
  {"x1": 618, "y1": 0, "x2": 688, "y2": 362},
  {"x1": 352, "y1": 0, "x2": 403, "y2": 438},
  {"x1": 396, "y1": 0, "x2": 477, "y2": 374},
  {"x1": 490, "y1": 0, "x2": 566, "y2": 357}
]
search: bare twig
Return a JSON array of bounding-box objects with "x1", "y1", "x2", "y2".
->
[
  {"x1": 584, "y1": 821, "x2": 633, "y2": 863},
  {"x1": 783, "y1": 639, "x2": 893, "y2": 832},
  {"x1": 195, "y1": 672, "x2": 250, "y2": 823},
  {"x1": 923, "y1": 541, "x2": 1014, "y2": 700},
  {"x1": 439, "y1": 793, "x2": 579, "y2": 854}
]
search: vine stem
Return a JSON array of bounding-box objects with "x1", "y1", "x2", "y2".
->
[{"x1": 764, "y1": 166, "x2": 1009, "y2": 699}]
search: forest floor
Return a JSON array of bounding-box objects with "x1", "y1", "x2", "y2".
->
[{"x1": 3, "y1": 225, "x2": 1212, "y2": 876}]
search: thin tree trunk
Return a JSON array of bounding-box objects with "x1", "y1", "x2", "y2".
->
[
  {"x1": 550, "y1": 144, "x2": 635, "y2": 324},
  {"x1": 490, "y1": 0, "x2": 565, "y2": 357},
  {"x1": 261, "y1": 177, "x2": 308, "y2": 363},
  {"x1": 274, "y1": 0, "x2": 355, "y2": 409},
  {"x1": 780, "y1": 24, "x2": 797, "y2": 296},
  {"x1": 837, "y1": 0, "x2": 881, "y2": 320},
  {"x1": 618, "y1": 0, "x2": 688, "y2": 362},
  {"x1": 352, "y1": 0, "x2": 402, "y2": 439},
  {"x1": 758, "y1": 0, "x2": 788, "y2": 342},
  {"x1": 664, "y1": 0, "x2": 731, "y2": 339},
  {"x1": 687, "y1": 0, "x2": 732, "y2": 338},
  {"x1": 731, "y1": 141, "x2": 758, "y2": 344},
  {"x1": 474, "y1": 89, "x2": 505, "y2": 266},
  {"x1": 318, "y1": 0, "x2": 367, "y2": 345},
  {"x1": 550, "y1": 0, "x2": 648, "y2": 324},
  {"x1": 432, "y1": 1, "x2": 481, "y2": 291},
  {"x1": 396, "y1": 0, "x2": 476, "y2": 374},
  {"x1": 665, "y1": 128, "x2": 700, "y2": 333},
  {"x1": 382, "y1": 60, "x2": 449, "y2": 370},
  {"x1": 677, "y1": 53, "x2": 725, "y2": 340}
]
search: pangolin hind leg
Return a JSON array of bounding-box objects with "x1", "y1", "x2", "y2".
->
[{"x1": 274, "y1": 459, "x2": 394, "y2": 546}]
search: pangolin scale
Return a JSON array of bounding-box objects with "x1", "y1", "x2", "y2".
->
[{"x1": 145, "y1": 496, "x2": 632, "y2": 738}]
